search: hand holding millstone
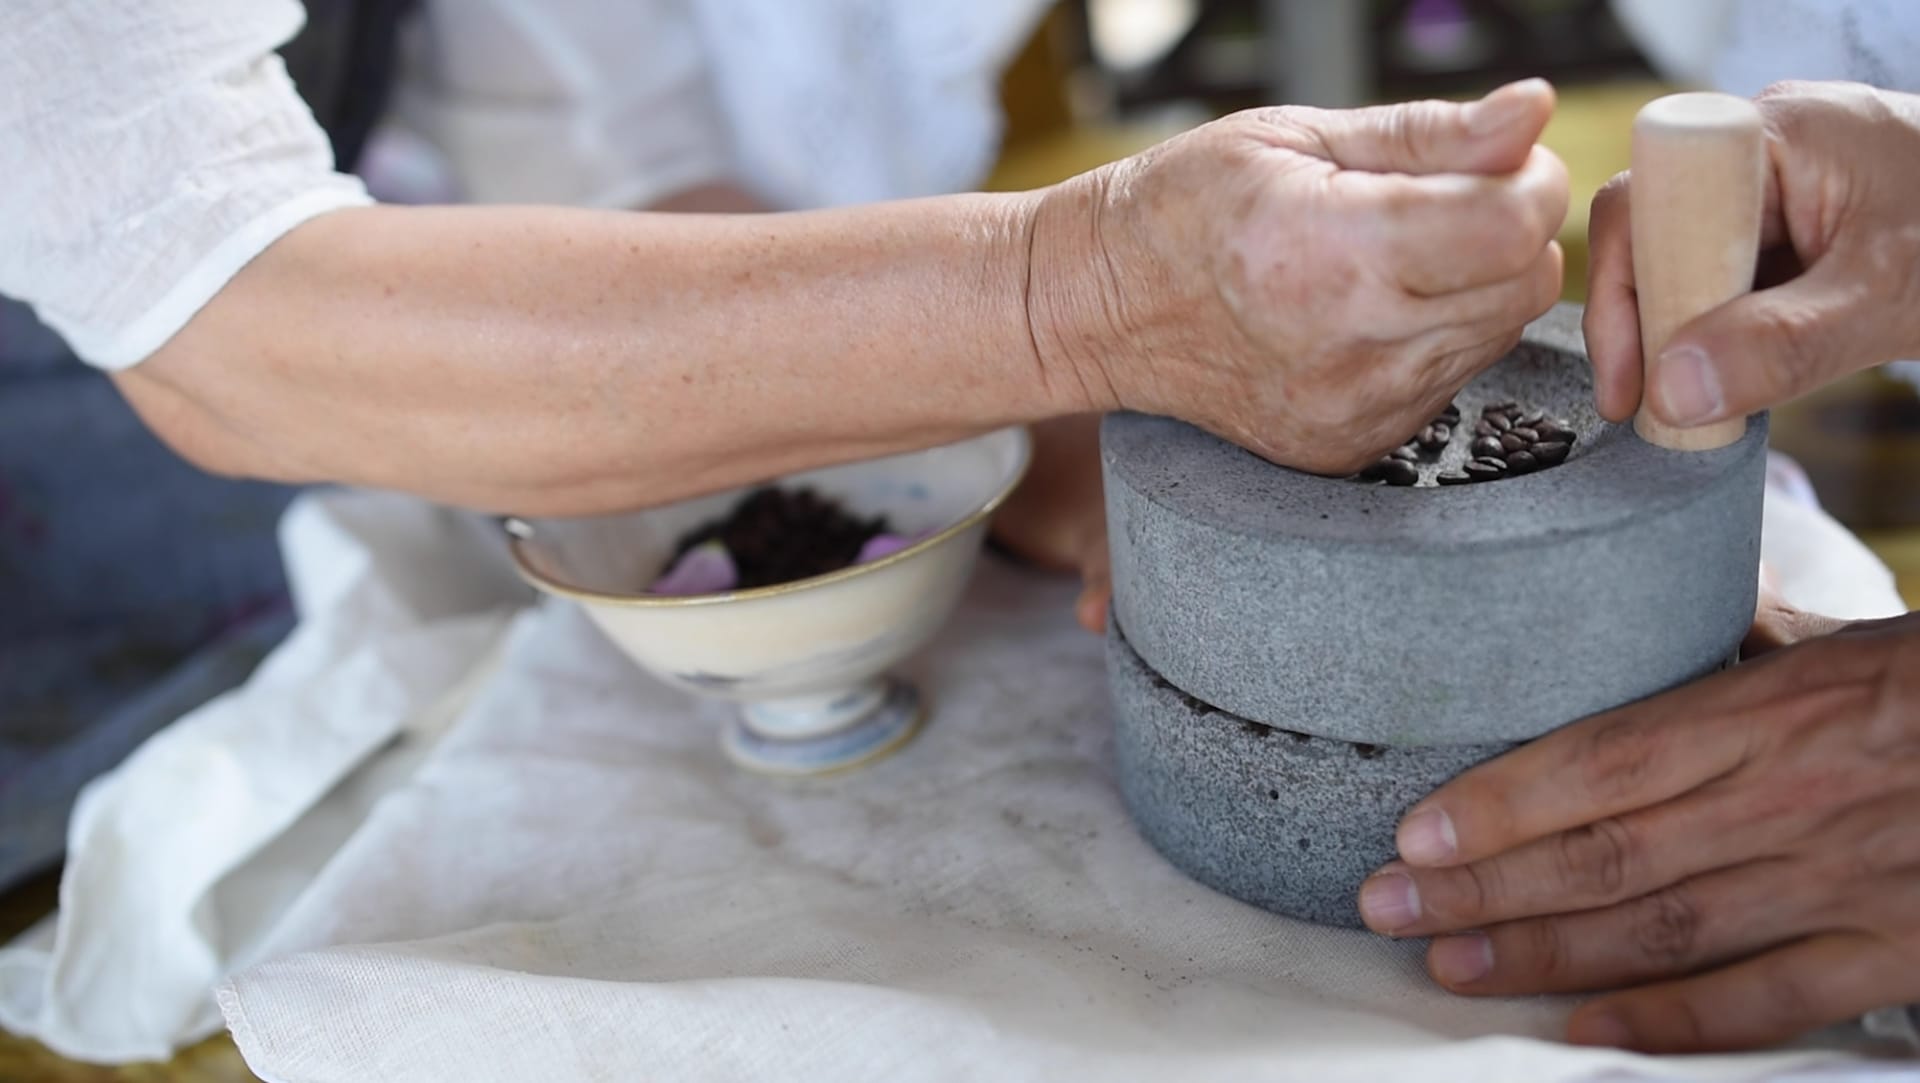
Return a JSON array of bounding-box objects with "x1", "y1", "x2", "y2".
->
[{"x1": 1629, "y1": 93, "x2": 1767, "y2": 451}]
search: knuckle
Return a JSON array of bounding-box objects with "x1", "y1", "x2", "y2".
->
[
  {"x1": 1248, "y1": 105, "x2": 1323, "y2": 148},
  {"x1": 1555, "y1": 819, "x2": 1637, "y2": 901},
  {"x1": 1579, "y1": 716, "x2": 1665, "y2": 805},
  {"x1": 1488, "y1": 226, "x2": 1541, "y2": 278},
  {"x1": 1755, "y1": 80, "x2": 1824, "y2": 124},
  {"x1": 1630, "y1": 886, "x2": 1703, "y2": 970},
  {"x1": 1756, "y1": 80, "x2": 1812, "y2": 109},
  {"x1": 1840, "y1": 809, "x2": 1919, "y2": 883},
  {"x1": 1387, "y1": 103, "x2": 1436, "y2": 163},
  {"x1": 1666, "y1": 994, "x2": 1711, "y2": 1049},
  {"x1": 1756, "y1": 301, "x2": 1826, "y2": 388},
  {"x1": 1761, "y1": 968, "x2": 1819, "y2": 1033},
  {"x1": 1527, "y1": 250, "x2": 1564, "y2": 312},
  {"x1": 1757, "y1": 79, "x2": 1811, "y2": 101},
  {"x1": 1373, "y1": 179, "x2": 1427, "y2": 223},
  {"x1": 1519, "y1": 918, "x2": 1572, "y2": 981},
  {"x1": 1755, "y1": 85, "x2": 1816, "y2": 142},
  {"x1": 1858, "y1": 229, "x2": 1920, "y2": 309},
  {"x1": 1456, "y1": 859, "x2": 1502, "y2": 917},
  {"x1": 1512, "y1": 184, "x2": 1557, "y2": 247}
]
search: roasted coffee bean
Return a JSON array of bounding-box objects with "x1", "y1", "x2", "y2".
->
[
  {"x1": 1470, "y1": 435, "x2": 1505, "y2": 458},
  {"x1": 1381, "y1": 459, "x2": 1419, "y2": 486},
  {"x1": 1471, "y1": 455, "x2": 1509, "y2": 472},
  {"x1": 1510, "y1": 426, "x2": 1540, "y2": 443},
  {"x1": 1464, "y1": 460, "x2": 1505, "y2": 482},
  {"x1": 1487, "y1": 413, "x2": 1513, "y2": 432},
  {"x1": 671, "y1": 485, "x2": 894, "y2": 589},
  {"x1": 1416, "y1": 425, "x2": 1445, "y2": 451},
  {"x1": 1507, "y1": 450, "x2": 1539, "y2": 475},
  {"x1": 1358, "y1": 460, "x2": 1390, "y2": 481},
  {"x1": 1438, "y1": 403, "x2": 1462, "y2": 423},
  {"x1": 1534, "y1": 421, "x2": 1575, "y2": 444},
  {"x1": 1437, "y1": 470, "x2": 1472, "y2": 486},
  {"x1": 1518, "y1": 410, "x2": 1547, "y2": 429},
  {"x1": 1390, "y1": 445, "x2": 1420, "y2": 462},
  {"x1": 1533, "y1": 440, "x2": 1571, "y2": 466},
  {"x1": 1473, "y1": 419, "x2": 1499, "y2": 438},
  {"x1": 1499, "y1": 432, "x2": 1528, "y2": 453}
]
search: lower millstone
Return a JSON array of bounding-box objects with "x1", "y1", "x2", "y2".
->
[{"x1": 1108, "y1": 621, "x2": 1513, "y2": 928}]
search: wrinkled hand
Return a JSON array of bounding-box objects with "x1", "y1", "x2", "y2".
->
[
  {"x1": 1586, "y1": 81, "x2": 1920, "y2": 427},
  {"x1": 1357, "y1": 601, "x2": 1920, "y2": 1053},
  {"x1": 1030, "y1": 80, "x2": 1569, "y2": 476},
  {"x1": 988, "y1": 415, "x2": 1112, "y2": 632}
]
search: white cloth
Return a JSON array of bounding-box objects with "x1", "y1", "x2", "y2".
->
[
  {"x1": 1, "y1": 481, "x2": 1911, "y2": 1079},
  {"x1": 0, "y1": 493, "x2": 528, "y2": 1063},
  {"x1": 0, "y1": 0, "x2": 371, "y2": 370}
]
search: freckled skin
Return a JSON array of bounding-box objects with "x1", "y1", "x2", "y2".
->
[{"x1": 121, "y1": 86, "x2": 1565, "y2": 525}]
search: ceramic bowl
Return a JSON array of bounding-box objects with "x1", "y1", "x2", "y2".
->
[{"x1": 505, "y1": 427, "x2": 1031, "y2": 775}]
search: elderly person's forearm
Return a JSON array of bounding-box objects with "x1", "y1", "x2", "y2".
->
[
  {"x1": 119, "y1": 196, "x2": 1062, "y2": 515},
  {"x1": 120, "y1": 83, "x2": 1569, "y2": 518}
]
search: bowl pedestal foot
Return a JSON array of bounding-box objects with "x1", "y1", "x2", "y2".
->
[{"x1": 724, "y1": 677, "x2": 924, "y2": 775}]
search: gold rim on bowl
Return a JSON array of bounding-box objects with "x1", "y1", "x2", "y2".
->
[{"x1": 504, "y1": 428, "x2": 1034, "y2": 608}]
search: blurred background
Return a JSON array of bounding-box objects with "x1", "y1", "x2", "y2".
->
[{"x1": 4, "y1": 1, "x2": 1917, "y2": 1079}]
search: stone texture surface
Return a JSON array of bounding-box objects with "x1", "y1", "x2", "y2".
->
[
  {"x1": 1108, "y1": 623, "x2": 1511, "y2": 928},
  {"x1": 1102, "y1": 304, "x2": 1767, "y2": 747}
]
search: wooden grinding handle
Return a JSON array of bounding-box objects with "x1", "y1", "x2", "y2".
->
[{"x1": 1630, "y1": 92, "x2": 1768, "y2": 451}]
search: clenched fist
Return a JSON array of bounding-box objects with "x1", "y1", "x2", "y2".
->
[{"x1": 1029, "y1": 79, "x2": 1569, "y2": 475}]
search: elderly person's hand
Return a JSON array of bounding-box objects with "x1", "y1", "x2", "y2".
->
[
  {"x1": 1356, "y1": 595, "x2": 1920, "y2": 1053},
  {"x1": 1036, "y1": 79, "x2": 1568, "y2": 478},
  {"x1": 1585, "y1": 81, "x2": 1920, "y2": 426},
  {"x1": 991, "y1": 80, "x2": 1567, "y2": 627}
]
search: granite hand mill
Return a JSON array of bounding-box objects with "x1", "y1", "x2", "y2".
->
[{"x1": 1101, "y1": 94, "x2": 1772, "y2": 925}]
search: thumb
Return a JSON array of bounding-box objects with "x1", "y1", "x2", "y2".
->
[
  {"x1": 1312, "y1": 79, "x2": 1554, "y2": 176},
  {"x1": 1743, "y1": 583, "x2": 1849, "y2": 658},
  {"x1": 1647, "y1": 261, "x2": 1893, "y2": 426}
]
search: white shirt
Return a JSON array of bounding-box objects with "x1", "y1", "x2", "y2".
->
[
  {"x1": 0, "y1": 0, "x2": 1047, "y2": 372},
  {"x1": 1, "y1": 0, "x2": 370, "y2": 371}
]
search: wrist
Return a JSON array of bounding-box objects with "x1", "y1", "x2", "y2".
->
[{"x1": 1024, "y1": 170, "x2": 1132, "y2": 416}]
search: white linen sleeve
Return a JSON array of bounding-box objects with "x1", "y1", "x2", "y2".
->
[
  {"x1": 394, "y1": 0, "x2": 734, "y2": 209},
  {"x1": 0, "y1": 0, "x2": 373, "y2": 371}
]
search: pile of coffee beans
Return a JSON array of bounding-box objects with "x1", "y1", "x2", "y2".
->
[
  {"x1": 1358, "y1": 403, "x2": 1461, "y2": 486},
  {"x1": 669, "y1": 486, "x2": 891, "y2": 589},
  {"x1": 1356, "y1": 399, "x2": 1577, "y2": 487},
  {"x1": 1444, "y1": 400, "x2": 1577, "y2": 485}
]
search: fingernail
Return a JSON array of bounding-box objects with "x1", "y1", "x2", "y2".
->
[
  {"x1": 1358, "y1": 871, "x2": 1422, "y2": 933},
  {"x1": 1654, "y1": 345, "x2": 1724, "y2": 425},
  {"x1": 1468, "y1": 79, "x2": 1547, "y2": 136},
  {"x1": 1569, "y1": 1009, "x2": 1635, "y2": 1048},
  {"x1": 1430, "y1": 933, "x2": 1494, "y2": 985},
  {"x1": 1397, "y1": 807, "x2": 1457, "y2": 865}
]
